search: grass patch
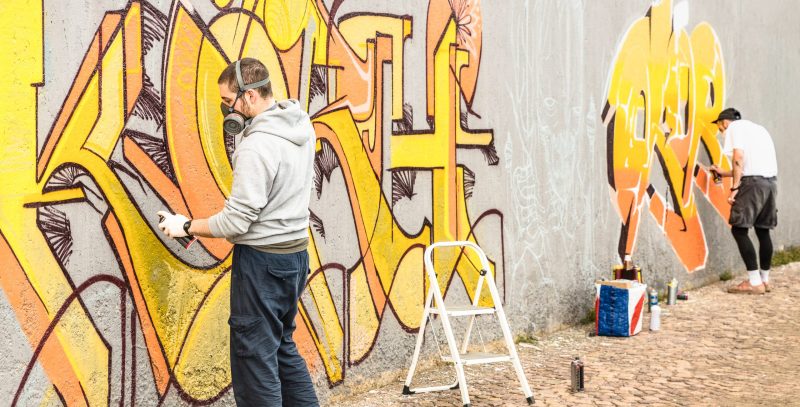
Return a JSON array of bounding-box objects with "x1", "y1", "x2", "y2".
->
[
  {"x1": 719, "y1": 271, "x2": 733, "y2": 281},
  {"x1": 515, "y1": 332, "x2": 539, "y2": 344},
  {"x1": 579, "y1": 309, "x2": 596, "y2": 325},
  {"x1": 773, "y1": 246, "x2": 800, "y2": 267}
]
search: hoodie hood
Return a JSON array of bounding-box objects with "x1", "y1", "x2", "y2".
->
[{"x1": 243, "y1": 99, "x2": 311, "y2": 146}]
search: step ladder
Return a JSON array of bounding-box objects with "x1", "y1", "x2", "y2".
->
[{"x1": 402, "y1": 241, "x2": 534, "y2": 406}]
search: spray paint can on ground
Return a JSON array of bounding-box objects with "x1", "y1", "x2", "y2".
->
[
  {"x1": 570, "y1": 357, "x2": 585, "y2": 392},
  {"x1": 650, "y1": 304, "x2": 661, "y2": 331},
  {"x1": 667, "y1": 278, "x2": 678, "y2": 305},
  {"x1": 647, "y1": 287, "x2": 658, "y2": 313}
]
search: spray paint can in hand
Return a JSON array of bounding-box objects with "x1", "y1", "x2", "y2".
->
[
  {"x1": 570, "y1": 357, "x2": 585, "y2": 392},
  {"x1": 158, "y1": 214, "x2": 197, "y2": 249},
  {"x1": 667, "y1": 278, "x2": 678, "y2": 305},
  {"x1": 650, "y1": 304, "x2": 661, "y2": 331},
  {"x1": 711, "y1": 167, "x2": 722, "y2": 184}
]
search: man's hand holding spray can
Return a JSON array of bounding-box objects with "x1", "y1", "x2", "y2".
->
[
  {"x1": 709, "y1": 165, "x2": 723, "y2": 184},
  {"x1": 157, "y1": 212, "x2": 198, "y2": 249}
]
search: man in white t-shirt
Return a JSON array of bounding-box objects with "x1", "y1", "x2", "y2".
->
[{"x1": 710, "y1": 108, "x2": 778, "y2": 295}]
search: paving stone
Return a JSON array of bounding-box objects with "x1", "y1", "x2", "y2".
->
[{"x1": 336, "y1": 263, "x2": 800, "y2": 406}]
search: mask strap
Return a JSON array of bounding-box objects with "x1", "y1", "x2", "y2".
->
[
  {"x1": 235, "y1": 59, "x2": 271, "y2": 92},
  {"x1": 235, "y1": 60, "x2": 245, "y2": 91},
  {"x1": 243, "y1": 77, "x2": 270, "y2": 90},
  {"x1": 227, "y1": 92, "x2": 242, "y2": 114}
]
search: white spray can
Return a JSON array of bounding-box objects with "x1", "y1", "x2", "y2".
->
[{"x1": 650, "y1": 304, "x2": 661, "y2": 331}]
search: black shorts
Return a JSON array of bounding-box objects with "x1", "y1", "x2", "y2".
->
[{"x1": 729, "y1": 176, "x2": 778, "y2": 229}]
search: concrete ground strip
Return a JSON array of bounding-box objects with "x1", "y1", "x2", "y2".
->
[{"x1": 342, "y1": 263, "x2": 800, "y2": 406}]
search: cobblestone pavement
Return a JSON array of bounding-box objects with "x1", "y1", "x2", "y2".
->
[{"x1": 337, "y1": 263, "x2": 800, "y2": 406}]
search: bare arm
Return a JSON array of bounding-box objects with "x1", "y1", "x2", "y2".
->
[
  {"x1": 709, "y1": 164, "x2": 732, "y2": 177},
  {"x1": 726, "y1": 148, "x2": 744, "y2": 204},
  {"x1": 187, "y1": 218, "x2": 216, "y2": 238},
  {"x1": 731, "y1": 148, "x2": 744, "y2": 188}
]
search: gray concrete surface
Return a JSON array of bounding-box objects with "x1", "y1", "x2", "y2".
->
[{"x1": 343, "y1": 262, "x2": 800, "y2": 406}]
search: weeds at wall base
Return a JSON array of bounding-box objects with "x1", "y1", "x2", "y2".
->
[
  {"x1": 773, "y1": 246, "x2": 800, "y2": 267},
  {"x1": 515, "y1": 332, "x2": 539, "y2": 345}
]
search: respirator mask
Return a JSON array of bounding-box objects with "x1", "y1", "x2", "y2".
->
[{"x1": 222, "y1": 60, "x2": 270, "y2": 135}]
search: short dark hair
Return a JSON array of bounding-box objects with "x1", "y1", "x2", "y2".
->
[{"x1": 218, "y1": 57, "x2": 272, "y2": 98}]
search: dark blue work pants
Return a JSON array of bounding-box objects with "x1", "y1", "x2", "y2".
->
[{"x1": 229, "y1": 244, "x2": 319, "y2": 406}]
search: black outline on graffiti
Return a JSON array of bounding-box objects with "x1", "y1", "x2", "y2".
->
[{"x1": 14, "y1": 0, "x2": 503, "y2": 401}]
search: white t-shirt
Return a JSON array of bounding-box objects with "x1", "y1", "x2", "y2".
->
[{"x1": 722, "y1": 119, "x2": 778, "y2": 177}]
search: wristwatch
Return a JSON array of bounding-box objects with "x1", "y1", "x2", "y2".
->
[{"x1": 183, "y1": 220, "x2": 193, "y2": 236}]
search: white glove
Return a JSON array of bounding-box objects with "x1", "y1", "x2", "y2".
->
[{"x1": 157, "y1": 211, "x2": 190, "y2": 238}]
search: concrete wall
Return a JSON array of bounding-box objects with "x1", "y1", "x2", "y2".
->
[{"x1": 1, "y1": 0, "x2": 797, "y2": 404}]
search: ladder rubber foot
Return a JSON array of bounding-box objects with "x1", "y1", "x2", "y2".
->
[
  {"x1": 527, "y1": 396, "x2": 535, "y2": 404},
  {"x1": 463, "y1": 404, "x2": 470, "y2": 407},
  {"x1": 402, "y1": 385, "x2": 414, "y2": 395}
]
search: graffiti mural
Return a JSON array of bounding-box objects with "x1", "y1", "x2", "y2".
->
[
  {"x1": 0, "y1": 0, "x2": 502, "y2": 404},
  {"x1": 601, "y1": 0, "x2": 733, "y2": 272}
]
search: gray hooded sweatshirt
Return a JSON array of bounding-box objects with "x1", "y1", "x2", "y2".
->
[{"x1": 208, "y1": 99, "x2": 315, "y2": 247}]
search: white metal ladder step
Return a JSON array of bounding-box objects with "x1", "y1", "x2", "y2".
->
[
  {"x1": 430, "y1": 305, "x2": 496, "y2": 316},
  {"x1": 403, "y1": 241, "x2": 534, "y2": 406},
  {"x1": 442, "y1": 352, "x2": 511, "y2": 365}
]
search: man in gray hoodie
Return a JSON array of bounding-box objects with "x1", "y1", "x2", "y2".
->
[{"x1": 157, "y1": 58, "x2": 318, "y2": 406}]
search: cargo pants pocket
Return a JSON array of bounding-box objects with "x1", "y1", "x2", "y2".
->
[{"x1": 229, "y1": 315, "x2": 267, "y2": 358}]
